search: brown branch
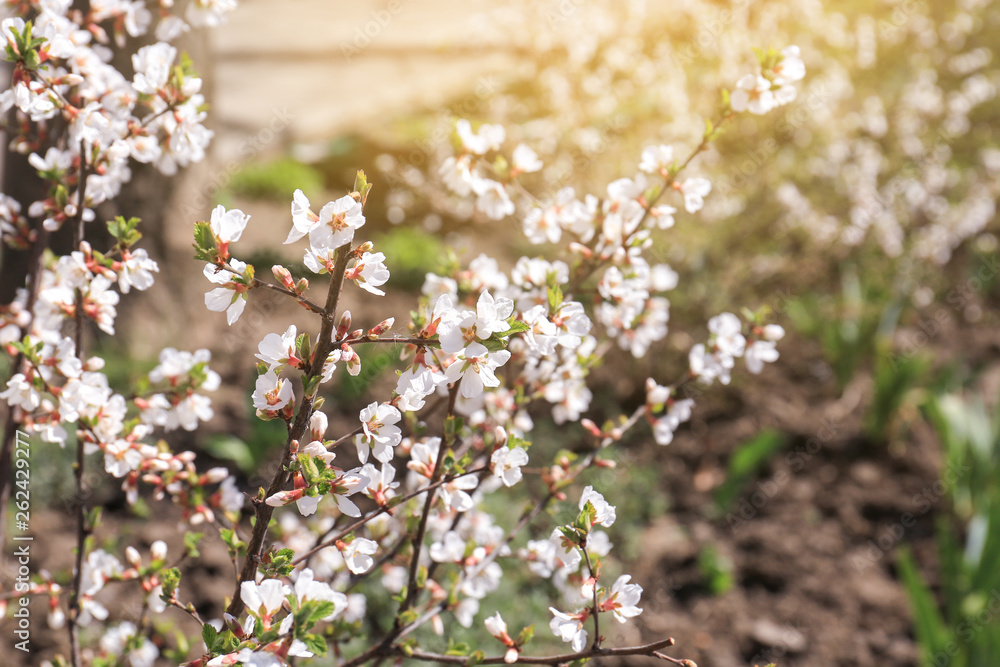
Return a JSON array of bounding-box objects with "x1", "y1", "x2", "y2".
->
[
  {"x1": 653, "y1": 649, "x2": 698, "y2": 666},
  {"x1": 329, "y1": 425, "x2": 364, "y2": 449},
  {"x1": 582, "y1": 545, "x2": 602, "y2": 649},
  {"x1": 331, "y1": 386, "x2": 461, "y2": 667},
  {"x1": 393, "y1": 491, "x2": 556, "y2": 645},
  {"x1": 251, "y1": 278, "x2": 325, "y2": 315},
  {"x1": 226, "y1": 241, "x2": 353, "y2": 619},
  {"x1": 137, "y1": 102, "x2": 178, "y2": 130},
  {"x1": 399, "y1": 636, "x2": 679, "y2": 665},
  {"x1": 167, "y1": 598, "x2": 205, "y2": 626},
  {"x1": 334, "y1": 415, "x2": 656, "y2": 666},
  {"x1": 343, "y1": 336, "x2": 439, "y2": 348},
  {"x1": 398, "y1": 384, "x2": 457, "y2": 619},
  {"x1": 391, "y1": 433, "x2": 623, "y2": 644}
]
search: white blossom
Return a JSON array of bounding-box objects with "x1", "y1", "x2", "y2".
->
[
  {"x1": 341, "y1": 537, "x2": 377, "y2": 574},
  {"x1": 579, "y1": 485, "x2": 616, "y2": 527},
  {"x1": 209, "y1": 205, "x2": 249, "y2": 244},
  {"x1": 639, "y1": 144, "x2": 674, "y2": 174},
  {"x1": 240, "y1": 579, "x2": 284, "y2": 620},
  {"x1": 252, "y1": 371, "x2": 293, "y2": 411},
  {"x1": 491, "y1": 446, "x2": 528, "y2": 487},
  {"x1": 605, "y1": 574, "x2": 643, "y2": 623},
  {"x1": 680, "y1": 177, "x2": 712, "y2": 213},
  {"x1": 549, "y1": 608, "x2": 587, "y2": 651},
  {"x1": 358, "y1": 402, "x2": 403, "y2": 463}
]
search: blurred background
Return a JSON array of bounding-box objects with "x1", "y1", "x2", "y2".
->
[{"x1": 10, "y1": 0, "x2": 1000, "y2": 665}]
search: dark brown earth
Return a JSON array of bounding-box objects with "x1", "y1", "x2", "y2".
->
[{"x1": 612, "y1": 322, "x2": 1000, "y2": 667}]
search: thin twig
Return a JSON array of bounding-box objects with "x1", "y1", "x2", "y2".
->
[
  {"x1": 393, "y1": 491, "x2": 555, "y2": 644},
  {"x1": 397, "y1": 384, "x2": 457, "y2": 620},
  {"x1": 251, "y1": 278, "x2": 326, "y2": 314},
  {"x1": 399, "y1": 636, "x2": 678, "y2": 665},
  {"x1": 653, "y1": 649, "x2": 695, "y2": 665},
  {"x1": 332, "y1": 387, "x2": 460, "y2": 667},
  {"x1": 291, "y1": 466, "x2": 486, "y2": 567},
  {"x1": 582, "y1": 546, "x2": 602, "y2": 649},
  {"x1": 329, "y1": 425, "x2": 364, "y2": 450},
  {"x1": 342, "y1": 336, "x2": 438, "y2": 348}
]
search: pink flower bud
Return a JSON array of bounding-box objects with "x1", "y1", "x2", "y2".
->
[
  {"x1": 225, "y1": 612, "x2": 246, "y2": 639},
  {"x1": 272, "y1": 265, "x2": 294, "y2": 289},
  {"x1": 266, "y1": 489, "x2": 300, "y2": 507},
  {"x1": 193, "y1": 505, "x2": 214, "y2": 524},
  {"x1": 368, "y1": 317, "x2": 394, "y2": 337},
  {"x1": 336, "y1": 310, "x2": 352, "y2": 338},
  {"x1": 580, "y1": 418, "x2": 602, "y2": 437}
]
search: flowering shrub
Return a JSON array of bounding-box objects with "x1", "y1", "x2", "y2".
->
[
  {"x1": 380, "y1": 0, "x2": 997, "y2": 308},
  {"x1": 0, "y1": 2, "x2": 805, "y2": 665}
]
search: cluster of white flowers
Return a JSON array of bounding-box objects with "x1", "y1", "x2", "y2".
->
[
  {"x1": 0, "y1": 5, "x2": 224, "y2": 234},
  {"x1": 688, "y1": 313, "x2": 785, "y2": 387},
  {"x1": 0, "y1": 0, "x2": 232, "y2": 507},
  {"x1": 0, "y1": 2, "x2": 250, "y2": 661},
  {"x1": 1, "y1": 323, "x2": 225, "y2": 508},
  {"x1": 0, "y1": 0, "x2": 804, "y2": 662},
  {"x1": 192, "y1": 62, "x2": 794, "y2": 649},
  {"x1": 729, "y1": 46, "x2": 806, "y2": 114},
  {"x1": 37, "y1": 540, "x2": 180, "y2": 666},
  {"x1": 632, "y1": 1, "x2": 996, "y2": 273}
]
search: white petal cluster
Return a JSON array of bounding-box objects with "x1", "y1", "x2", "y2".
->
[
  {"x1": 357, "y1": 402, "x2": 403, "y2": 463},
  {"x1": 286, "y1": 190, "x2": 366, "y2": 260},
  {"x1": 730, "y1": 46, "x2": 806, "y2": 115},
  {"x1": 689, "y1": 313, "x2": 783, "y2": 386}
]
